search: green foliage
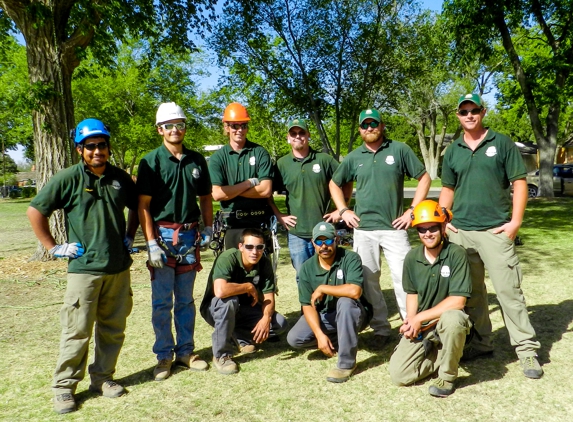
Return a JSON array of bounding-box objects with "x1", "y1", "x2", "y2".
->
[
  {"x1": 0, "y1": 173, "x2": 17, "y2": 185},
  {"x1": 21, "y1": 186, "x2": 36, "y2": 198},
  {"x1": 0, "y1": 153, "x2": 18, "y2": 174}
]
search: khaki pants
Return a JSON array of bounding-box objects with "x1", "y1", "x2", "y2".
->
[
  {"x1": 52, "y1": 269, "x2": 133, "y2": 394},
  {"x1": 389, "y1": 310, "x2": 470, "y2": 385},
  {"x1": 448, "y1": 228, "x2": 540, "y2": 358}
]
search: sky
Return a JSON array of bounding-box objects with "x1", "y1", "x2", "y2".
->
[{"x1": 7, "y1": 0, "x2": 444, "y2": 164}]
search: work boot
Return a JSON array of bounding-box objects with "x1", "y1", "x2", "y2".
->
[
  {"x1": 53, "y1": 393, "x2": 76, "y2": 414},
  {"x1": 212, "y1": 356, "x2": 239, "y2": 375},
  {"x1": 89, "y1": 380, "x2": 125, "y2": 398},
  {"x1": 154, "y1": 358, "x2": 173, "y2": 381},
  {"x1": 521, "y1": 356, "x2": 543, "y2": 379},
  {"x1": 326, "y1": 365, "x2": 356, "y2": 383},
  {"x1": 428, "y1": 378, "x2": 455, "y2": 397},
  {"x1": 175, "y1": 354, "x2": 209, "y2": 371},
  {"x1": 239, "y1": 344, "x2": 257, "y2": 354},
  {"x1": 460, "y1": 346, "x2": 494, "y2": 362}
]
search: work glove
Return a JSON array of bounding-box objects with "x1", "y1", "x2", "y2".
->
[
  {"x1": 49, "y1": 242, "x2": 85, "y2": 259},
  {"x1": 248, "y1": 178, "x2": 260, "y2": 188},
  {"x1": 146, "y1": 239, "x2": 166, "y2": 268},
  {"x1": 200, "y1": 226, "x2": 213, "y2": 251},
  {"x1": 124, "y1": 235, "x2": 134, "y2": 250}
]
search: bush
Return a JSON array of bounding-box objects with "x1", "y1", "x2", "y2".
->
[{"x1": 21, "y1": 186, "x2": 36, "y2": 198}]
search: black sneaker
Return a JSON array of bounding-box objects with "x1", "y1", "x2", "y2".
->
[{"x1": 521, "y1": 356, "x2": 543, "y2": 379}]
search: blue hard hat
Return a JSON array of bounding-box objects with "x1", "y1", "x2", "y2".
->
[{"x1": 74, "y1": 119, "x2": 110, "y2": 145}]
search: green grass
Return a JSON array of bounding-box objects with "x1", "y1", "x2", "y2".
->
[
  {"x1": 403, "y1": 178, "x2": 442, "y2": 188},
  {"x1": 1, "y1": 197, "x2": 572, "y2": 421}
]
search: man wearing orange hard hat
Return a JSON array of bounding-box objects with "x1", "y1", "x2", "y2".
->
[
  {"x1": 389, "y1": 200, "x2": 472, "y2": 398},
  {"x1": 209, "y1": 103, "x2": 274, "y2": 250}
]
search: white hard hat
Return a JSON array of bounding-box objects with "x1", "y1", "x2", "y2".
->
[{"x1": 156, "y1": 102, "x2": 187, "y2": 125}]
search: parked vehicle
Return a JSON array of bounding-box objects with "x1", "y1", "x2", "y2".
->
[{"x1": 526, "y1": 164, "x2": 573, "y2": 198}]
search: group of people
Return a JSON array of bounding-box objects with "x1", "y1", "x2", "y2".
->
[{"x1": 27, "y1": 94, "x2": 542, "y2": 414}]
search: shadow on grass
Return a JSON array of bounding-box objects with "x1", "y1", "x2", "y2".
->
[{"x1": 458, "y1": 296, "x2": 573, "y2": 389}]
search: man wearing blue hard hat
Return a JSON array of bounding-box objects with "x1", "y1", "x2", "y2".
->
[{"x1": 27, "y1": 119, "x2": 139, "y2": 414}]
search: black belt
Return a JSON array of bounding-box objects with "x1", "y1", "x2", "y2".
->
[{"x1": 222, "y1": 209, "x2": 269, "y2": 220}]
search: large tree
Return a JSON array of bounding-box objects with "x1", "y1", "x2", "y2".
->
[
  {"x1": 0, "y1": 0, "x2": 215, "y2": 259},
  {"x1": 443, "y1": 0, "x2": 573, "y2": 197},
  {"x1": 211, "y1": 0, "x2": 420, "y2": 159}
]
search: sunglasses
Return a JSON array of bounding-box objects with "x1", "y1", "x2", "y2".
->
[
  {"x1": 228, "y1": 123, "x2": 249, "y2": 130},
  {"x1": 289, "y1": 130, "x2": 306, "y2": 137},
  {"x1": 83, "y1": 141, "x2": 109, "y2": 151},
  {"x1": 314, "y1": 238, "x2": 335, "y2": 246},
  {"x1": 160, "y1": 122, "x2": 186, "y2": 131},
  {"x1": 457, "y1": 108, "x2": 483, "y2": 116},
  {"x1": 416, "y1": 225, "x2": 441, "y2": 234},
  {"x1": 360, "y1": 121, "x2": 380, "y2": 129},
  {"x1": 244, "y1": 244, "x2": 265, "y2": 251}
]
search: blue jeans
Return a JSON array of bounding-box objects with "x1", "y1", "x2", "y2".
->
[
  {"x1": 288, "y1": 233, "x2": 315, "y2": 282},
  {"x1": 151, "y1": 226, "x2": 198, "y2": 360}
]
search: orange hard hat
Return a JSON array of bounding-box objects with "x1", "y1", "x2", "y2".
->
[
  {"x1": 222, "y1": 102, "x2": 250, "y2": 122},
  {"x1": 411, "y1": 200, "x2": 453, "y2": 227}
]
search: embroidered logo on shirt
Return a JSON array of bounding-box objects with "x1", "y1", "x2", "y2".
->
[
  {"x1": 485, "y1": 146, "x2": 497, "y2": 157},
  {"x1": 192, "y1": 168, "x2": 200, "y2": 179},
  {"x1": 111, "y1": 180, "x2": 121, "y2": 190},
  {"x1": 249, "y1": 156, "x2": 256, "y2": 165},
  {"x1": 385, "y1": 155, "x2": 395, "y2": 165},
  {"x1": 440, "y1": 265, "x2": 451, "y2": 277},
  {"x1": 253, "y1": 275, "x2": 260, "y2": 285},
  {"x1": 336, "y1": 269, "x2": 344, "y2": 280},
  {"x1": 312, "y1": 164, "x2": 321, "y2": 173}
]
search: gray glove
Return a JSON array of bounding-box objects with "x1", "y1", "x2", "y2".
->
[
  {"x1": 49, "y1": 242, "x2": 85, "y2": 259},
  {"x1": 248, "y1": 178, "x2": 260, "y2": 188},
  {"x1": 146, "y1": 239, "x2": 166, "y2": 268},
  {"x1": 200, "y1": 226, "x2": 213, "y2": 251}
]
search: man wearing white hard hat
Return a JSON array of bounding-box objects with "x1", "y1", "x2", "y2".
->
[{"x1": 137, "y1": 102, "x2": 213, "y2": 381}]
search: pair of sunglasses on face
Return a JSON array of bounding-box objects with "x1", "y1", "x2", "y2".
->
[
  {"x1": 244, "y1": 244, "x2": 265, "y2": 251},
  {"x1": 83, "y1": 142, "x2": 109, "y2": 151},
  {"x1": 457, "y1": 108, "x2": 483, "y2": 116},
  {"x1": 416, "y1": 225, "x2": 441, "y2": 234},
  {"x1": 360, "y1": 121, "x2": 380, "y2": 130},
  {"x1": 227, "y1": 123, "x2": 249, "y2": 130},
  {"x1": 314, "y1": 238, "x2": 335, "y2": 246},
  {"x1": 160, "y1": 122, "x2": 186, "y2": 131}
]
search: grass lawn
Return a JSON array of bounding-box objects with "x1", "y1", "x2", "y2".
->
[{"x1": 1, "y1": 196, "x2": 572, "y2": 421}]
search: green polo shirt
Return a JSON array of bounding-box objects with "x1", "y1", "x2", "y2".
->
[
  {"x1": 30, "y1": 163, "x2": 137, "y2": 275},
  {"x1": 200, "y1": 248, "x2": 276, "y2": 315},
  {"x1": 208, "y1": 140, "x2": 274, "y2": 218},
  {"x1": 276, "y1": 149, "x2": 339, "y2": 237},
  {"x1": 298, "y1": 248, "x2": 364, "y2": 314},
  {"x1": 402, "y1": 241, "x2": 472, "y2": 313},
  {"x1": 137, "y1": 144, "x2": 212, "y2": 223},
  {"x1": 441, "y1": 129, "x2": 527, "y2": 230},
  {"x1": 331, "y1": 140, "x2": 426, "y2": 230}
]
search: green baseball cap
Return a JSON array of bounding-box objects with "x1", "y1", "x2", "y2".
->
[
  {"x1": 457, "y1": 93, "x2": 483, "y2": 109},
  {"x1": 312, "y1": 222, "x2": 336, "y2": 241},
  {"x1": 288, "y1": 118, "x2": 309, "y2": 132},
  {"x1": 359, "y1": 108, "x2": 382, "y2": 124}
]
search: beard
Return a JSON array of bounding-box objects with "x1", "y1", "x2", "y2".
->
[{"x1": 362, "y1": 131, "x2": 383, "y2": 144}]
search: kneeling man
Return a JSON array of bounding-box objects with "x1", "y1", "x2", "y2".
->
[
  {"x1": 200, "y1": 228, "x2": 288, "y2": 374},
  {"x1": 389, "y1": 200, "x2": 472, "y2": 397},
  {"x1": 287, "y1": 222, "x2": 371, "y2": 383}
]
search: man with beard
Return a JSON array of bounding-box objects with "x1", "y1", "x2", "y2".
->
[
  {"x1": 200, "y1": 228, "x2": 288, "y2": 374},
  {"x1": 389, "y1": 200, "x2": 472, "y2": 397},
  {"x1": 138, "y1": 102, "x2": 213, "y2": 381},
  {"x1": 287, "y1": 222, "x2": 371, "y2": 383},
  {"x1": 270, "y1": 118, "x2": 346, "y2": 281},
  {"x1": 209, "y1": 103, "x2": 274, "y2": 249},
  {"x1": 330, "y1": 108, "x2": 431, "y2": 348},
  {"x1": 27, "y1": 119, "x2": 139, "y2": 413},
  {"x1": 439, "y1": 93, "x2": 542, "y2": 379}
]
